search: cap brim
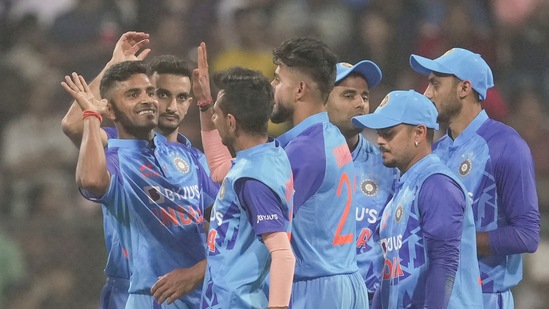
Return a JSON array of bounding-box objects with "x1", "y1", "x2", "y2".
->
[
  {"x1": 352, "y1": 114, "x2": 401, "y2": 130},
  {"x1": 336, "y1": 60, "x2": 382, "y2": 88},
  {"x1": 410, "y1": 54, "x2": 453, "y2": 76}
]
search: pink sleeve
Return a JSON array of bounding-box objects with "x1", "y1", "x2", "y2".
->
[
  {"x1": 201, "y1": 129, "x2": 233, "y2": 183},
  {"x1": 263, "y1": 232, "x2": 295, "y2": 307}
]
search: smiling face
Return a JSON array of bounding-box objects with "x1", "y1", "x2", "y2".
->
[
  {"x1": 150, "y1": 73, "x2": 192, "y2": 136},
  {"x1": 108, "y1": 73, "x2": 158, "y2": 138},
  {"x1": 327, "y1": 74, "x2": 370, "y2": 139}
]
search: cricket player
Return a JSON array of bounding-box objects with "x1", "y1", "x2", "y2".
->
[
  {"x1": 353, "y1": 90, "x2": 483, "y2": 308},
  {"x1": 201, "y1": 67, "x2": 295, "y2": 309},
  {"x1": 62, "y1": 61, "x2": 218, "y2": 308},
  {"x1": 327, "y1": 61, "x2": 398, "y2": 301},
  {"x1": 410, "y1": 47, "x2": 540, "y2": 308}
]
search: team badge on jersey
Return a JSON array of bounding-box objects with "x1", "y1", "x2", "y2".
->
[
  {"x1": 395, "y1": 204, "x2": 404, "y2": 222},
  {"x1": 458, "y1": 159, "x2": 472, "y2": 176},
  {"x1": 173, "y1": 157, "x2": 190, "y2": 174},
  {"x1": 360, "y1": 179, "x2": 378, "y2": 196}
]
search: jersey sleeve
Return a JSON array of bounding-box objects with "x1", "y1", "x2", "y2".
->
[
  {"x1": 284, "y1": 136, "x2": 325, "y2": 213},
  {"x1": 489, "y1": 134, "x2": 540, "y2": 255},
  {"x1": 419, "y1": 174, "x2": 465, "y2": 309},
  {"x1": 235, "y1": 178, "x2": 287, "y2": 236},
  {"x1": 104, "y1": 127, "x2": 117, "y2": 140}
]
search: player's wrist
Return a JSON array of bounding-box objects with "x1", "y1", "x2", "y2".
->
[
  {"x1": 198, "y1": 97, "x2": 213, "y2": 112},
  {"x1": 82, "y1": 110, "x2": 103, "y2": 122}
]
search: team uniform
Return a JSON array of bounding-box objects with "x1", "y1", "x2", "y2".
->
[
  {"x1": 99, "y1": 128, "x2": 131, "y2": 309},
  {"x1": 277, "y1": 112, "x2": 368, "y2": 309},
  {"x1": 433, "y1": 110, "x2": 540, "y2": 308},
  {"x1": 352, "y1": 134, "x2": 397, "y2": 298},
  {"x1": 201, "y1": 139, "x2": 293, "y2": 309},
  {"x1": 97, "y1": 128, "x2": 211, "y2": 309},
  {"x1": 376, "y1": 154, "x2": 482, "y2": 308},
  {"x1": 81, "y1": 134, "x2": 218, "y2": 309}
]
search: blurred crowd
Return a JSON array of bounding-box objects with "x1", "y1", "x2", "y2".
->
[{"x1": 0, "y1": 0, "x2": 548, "y2": 307}]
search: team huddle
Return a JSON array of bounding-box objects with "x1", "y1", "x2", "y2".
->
[{"x1": 60, "y1": 32, "x2": 540, "y2": 309}]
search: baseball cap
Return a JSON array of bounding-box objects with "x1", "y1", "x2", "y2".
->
[
  {"x1": 352, "y1": 90, "x2": 439, "y2": 130},
  {"x1": 409, "y1": 48, "x2": 494, "y2": 100},
  {"x1": 336, "y1": 60, "x2": 382, "y2": 88}
]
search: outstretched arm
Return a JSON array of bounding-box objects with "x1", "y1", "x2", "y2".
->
[
  {"x1": 193, "y1": 42, "x2": 232, "y2": 183},
  {"x1": 61, "y1": 31, "x2": 151, "y2": 148},
  {"x1": 61, "y1": 74, "x2": 110, "y2": 197}
]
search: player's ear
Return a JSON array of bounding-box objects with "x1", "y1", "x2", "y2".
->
[
  {"x1": 106, "y1": 100, "x2": 116, "y2": 121},
  {"x1": 227, "y1": 113, "x2": 236, "y2": 133}
]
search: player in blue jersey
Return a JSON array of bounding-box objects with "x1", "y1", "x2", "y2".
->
[
  {"x1": 353, "y1": 90, "x2": 483, "y2": 308},
  {"x1": 410, "y1": 48, "x2": 540, "y2": 308},
  {"x1": 61, "y1": 61, "x2": 219, "y2": 309},
  {"x1": 200, "y1": 67, "x2": 295, "y2": 309},
  {"x1": 326, "y1": 61, "x2": 398, "y2": 301},
  {"x1": 61, "y1": 32, "x2": 210, "y2": 309},
  {"x1": 270, "y1": 37, "x2": 368, "y2": 308},
  {"x1": 61, "y1": 31, "x2": 149, "y2": 309}
]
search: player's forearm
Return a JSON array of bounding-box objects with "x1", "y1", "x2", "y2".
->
[
  {"x1": 199, "y1": 107, "x2": 216, "y2": 131},
  {"x1": 424, "y1": 232, "x2": 459, "y2": 308},
  {"x1": 76, "y1": 117, "x2": 109, "y2": 196},
  {"x1": 62, "y1": 102, "x2": 85, "y2": 148},
  {"x1": 482, "y1": 222, "x2": 540, "y2": 256},
  {"x1": 189, "y1": 259, "x2": 207, "y2": 286},
  {"x1": 264, "y1": 232, "x2": 295, "y2": 308},
  {"x1": 201, "y1": 129, "x2": 232, "y2": 183}
]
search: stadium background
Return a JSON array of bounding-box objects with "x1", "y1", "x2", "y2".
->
[{"x1": 0, "y1": 0, "x2": 548, "y2": 307}]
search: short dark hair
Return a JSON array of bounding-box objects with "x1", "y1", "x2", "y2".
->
[
  {"x1": 147, "y1": 55, "x2": 193, "y2": 79},
  {"x1": 273, "y1": 37, "x2": 338, "y2": 103},
  {"x1": 100, "y1": 61, "x2": 148, "y2": 99},
  {"x1": 213, "y1": 67, "x2": 274, "y2": 136}
]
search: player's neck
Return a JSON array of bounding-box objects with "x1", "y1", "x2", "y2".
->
[
  {"x1": 233, "y1": 134, "x2": 269, "y2": 153},
  {"x1": 449, "y1": 102, "x2": 482, "y2": 140},
  {"x1": 291, "y1": 99, "x2": 326, "y2": 127}
]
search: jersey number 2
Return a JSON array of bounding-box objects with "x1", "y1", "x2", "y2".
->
[{"x1": 333, "y1": 172, "x2": 353, "y2": 246}]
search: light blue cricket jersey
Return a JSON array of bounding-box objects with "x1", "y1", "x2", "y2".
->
[
  {"x1": 101, "y1": 128, "x2": 210, "y2": 281},
  {"x1": 433, "y1": 110, "x2": 540, "y2": 293},
  {"x1": 277, "y1": 112, "x2": 358, "y2": 280},
  {"x1": 81, "y1": 134, "x2": 218, "y2": 306},
  {"x1": 352, "y1": 134, "x2": 397, "y2": 293},
  {"x1": 378, "y1": 154, "x2": 482, "y2": 309},
  {"x1": 201, "y1": 140, "x2": 293, "y2": 309}
]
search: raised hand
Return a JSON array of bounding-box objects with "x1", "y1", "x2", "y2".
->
[
  {"x1": 192, "y1": 42, "x2": 212, "y2": 103},
  {"x1": 61, "y1": 72, "x2": 108, "y2": 114},
  {"x1": 109, "y1": 31, "x2": 151, "y2": 65}
]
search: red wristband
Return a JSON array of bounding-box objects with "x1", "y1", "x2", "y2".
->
[
  {"x1": 197, "y1": 97, "x2": 213, "y2": 107},
  {"x1": 82, "y1": 110, "x2": 103, "y2": 123}
]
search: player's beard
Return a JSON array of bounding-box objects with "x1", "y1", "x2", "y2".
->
[
  {"x1": 437, "y1": 95, "x2": 462, "y2": 124},
  {"x1": 157, "y1": 114, "x2": 180, "y2": 136},
  {"x1": 271, "y1": 101, "x2": 293, "y2": 124},
  {"x1": 112, "y1": 103, "x2": 157, "y2": 137}
]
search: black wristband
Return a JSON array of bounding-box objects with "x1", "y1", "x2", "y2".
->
[{"x1": 199, "y1": 102, "x2": 213, "y2": 112}]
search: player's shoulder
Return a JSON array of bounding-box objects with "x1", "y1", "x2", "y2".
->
[{"x1": 478, "y1": 118, "x2": 530, "y2": 151}]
